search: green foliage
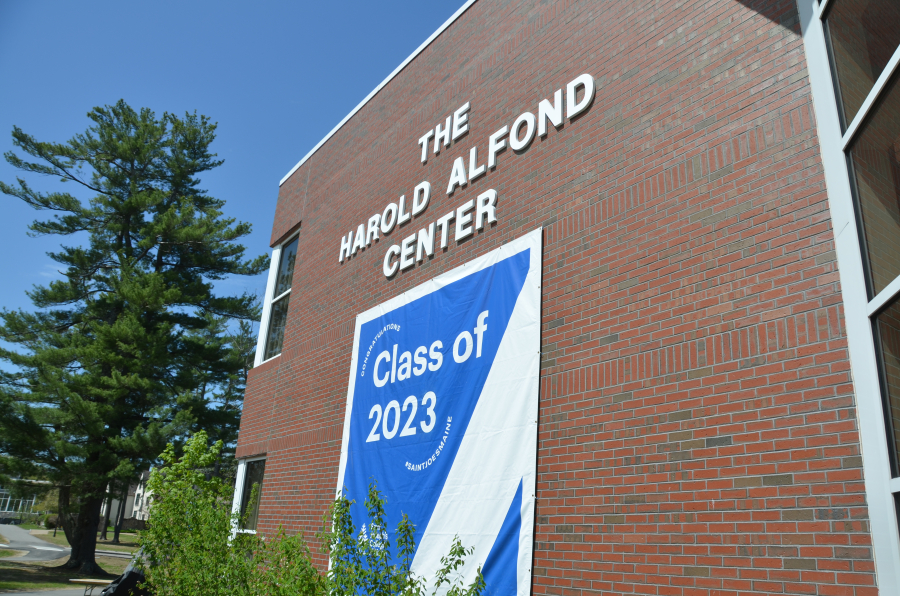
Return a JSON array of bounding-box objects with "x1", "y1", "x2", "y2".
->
[
  {"x1": 140, "y1": 432, "x2": 234, "y2": 594},
  {"x1": 176, "y1": 315, "x2": 257, "y2": 471},
  {"x1": 432, "y1": 538, "x2": 486, "y2": 596},
  {"x1": 252, "y1": 526, "x2": 324, "y2": 596},
  {"x1": 141, "y1": 433, "x2": 486, "y2": 596},
  {"x1": 140, "y1": 432, "x2": 323, "y2": 596},
  {"x1": 319, "y1": 482, "x2": 485, "y2": 596},
  {"x1": 0, "y1": 100, "x2": 266, "y2": 572},
  {"x1": 33, "y1": 489, "x2": 59, "y2": 514}
]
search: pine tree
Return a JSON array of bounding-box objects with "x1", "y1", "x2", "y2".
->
[
  {"x1": 177, "y1": 315, "x2": 258, "y2": 478},
  {"x1": 0, "y1": 100, "x2": 267, "y2": 573}
]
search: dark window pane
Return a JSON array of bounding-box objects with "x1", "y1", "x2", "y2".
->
[
  {"x1": 239, "y1": 459, "x2": 266, "y2": 531},
  {"x1": 895, "y1": 492, "x2": 900, "y2": 534},
  {"x1": 825, "y1": 0, "x2": 900, "y2": 128},
  {"x1": 876, "y1": 296, "x2": 900, "y2": 476},
  {"x1": 273, "y1": 237, "x2": 298, "y2": 297},
  {"x1": 264, "y1": 296, "x2": 289, "y2": 360},
  {"x1": 848, "y1": 72, "x2": 900, "y2": 296}
]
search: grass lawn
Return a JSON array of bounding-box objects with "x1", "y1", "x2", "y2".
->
[
  {"x1": 0, "y1": 551, "x2": 21, "y2": 559},
  {"x1": 30, "y1": 533, "x2": 70, "y2": 550},
  {"x1": 0, "y1": 535, "x2": 6, "y2": 545},
  {"x1": 96, "y1": 532, "x2": 139, "y2": 554},
  {"x1": 95, "y1": 536, "x2": 140, "y2": 554},
  {"x1": 32, "y1": 531, "x2": 140, "y2": 554},
  {"x1": 15, "y1": 524, "x2": 43, "y2": 530},
  {"x1": 0, "y1": 555, "x2": 127, "y2": 592}
]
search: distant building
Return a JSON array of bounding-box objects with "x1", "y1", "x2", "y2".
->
[
  {"x1": 99, "y1": 483, "x2": 135, "y2": 527},
  {"x1": 0, "y1": 485, "x2": 36, "y2": 517},
  {"x1": 99, "y1": 471, "x2": 152, "y2": 525},
  {"x1": 130, "y1": 470, "x2": 152, "y2": 521}
]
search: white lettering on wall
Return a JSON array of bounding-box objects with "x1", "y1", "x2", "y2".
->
[{"x1": 337, "y1": 74, "x2": 595, "y2": 276}]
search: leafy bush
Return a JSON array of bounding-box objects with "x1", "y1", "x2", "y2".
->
[
  {"x1": 140, "y1": 433, "x2": 254, "y2": 595},
  {"x1": 43, "y1": 514, "x2": 58, "y2": 529},
  {"x1": 140, "y1": 433, "x2": 485, "y2": 596},
  {"x1": 321, "y1": 486, "x2": 485, "y2": 596}
]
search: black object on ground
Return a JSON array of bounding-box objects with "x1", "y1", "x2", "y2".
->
[{"x1": 100, "y1": 560, "x2": 150, "y2": 596}]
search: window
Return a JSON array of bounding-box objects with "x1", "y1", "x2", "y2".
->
[
  {"x1": 847, "y1": 71, "x2": 900, "y2": 296},
  {"x1": 876, "y1": 296, "x2": 900, "y2": 475},
  {"x1": 238, "y1": 459, "x2": 266, "y2": 531},
  {"x1": 824, "y1": 0, "x2": 900, "y2": 128},
  {"x1": 263, "y1": 236, "x2": 299, "y2": 361},
  {"x1": 800, "y1": 0, "x2": 900, "y2": 585}
]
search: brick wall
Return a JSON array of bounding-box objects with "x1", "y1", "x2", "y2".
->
[{"x1": 237, "y1": 0, "x2": 878, "y2": 593}]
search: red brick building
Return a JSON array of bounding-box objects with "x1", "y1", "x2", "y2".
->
[{"x1": 231, "y1": 0, "x2": 900, "y2": 593}]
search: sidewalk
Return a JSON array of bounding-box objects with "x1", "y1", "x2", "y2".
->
[
  {"x1": 0, "y1": 590, "x2": 85, "y2": 596},
  {"x1": 0, "y1": 525, "x2": 68, "y2": 562},
  {"x1": 0, "y1": 526, "x2": 133, "y2": 563}
]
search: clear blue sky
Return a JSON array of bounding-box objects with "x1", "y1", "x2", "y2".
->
[{"x1": 0, "y1": 0, "x2": 464, "y2": 317}]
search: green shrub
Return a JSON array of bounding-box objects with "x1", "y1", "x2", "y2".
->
[
  {"x1": 139, "y1": 434, "x2": 259, "y2": 595},
  {"x1": 43, "y1": 514, "x2": 58, "y2": 529},
  {"x1": 320, "y1": 482, "x2": 484, "y2": 596},
  {"x1": 140, "y1": 433, "x2": 485, "y2": 596}
]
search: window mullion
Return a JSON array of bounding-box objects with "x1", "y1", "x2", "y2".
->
[
  {"x1": 869, "y1": 277, "x2": 900, "y2": 318},
  {"x1": 272, "y1": 288, "x2": 291, "y2": 304}
]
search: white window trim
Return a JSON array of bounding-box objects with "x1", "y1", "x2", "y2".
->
[
  {"x1": 230, "y1": 456, "x2": 267, "y2": 537},
  {"x1": 254, "y1": 233, "x2": 300, "y2": 367},
  {"x1": 271, "y1": 288, "x2": 291, "y2": 304},
  {"x1": 799, "y1": 0, "x2": 900, "y2": 590},
  {"x1": 254, "y1": 246, "x2": 282, "y2": 367},
  {"x1": 868, "y1": 275, "x2": 900, "y2": 318}
]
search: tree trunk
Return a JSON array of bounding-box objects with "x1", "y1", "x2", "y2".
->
[
  {"x1": 112, "y1": 483, "x2": 128, "y2": 544},
  {"x1": 62, "y1": 493, "x2": 105, "y2": 574},
  {"x1": 57, "y1": 485, "x2": 80, "y2": 563},
  {"x1": 99, "y1": 485, "x2": 113, "y2": 541}
]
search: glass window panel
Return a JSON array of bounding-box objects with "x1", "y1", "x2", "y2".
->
[
  {"x1": 239, "y1": 459, "x2": 266, "y2": 531},
  {"x1": 264, "y1": 295, "x2": 289, "y2": 360},
  {"x1": 895, "y1": 493, "x2": 900, "y2": 533},
  {"x1": 273, "y1": 237, "x2": 299, "y2": 297},
  {"x1": 825, "y1": 0, "x2": 900, "y2": 128},
  {"x1": 848, "y1": 72, "x2": 900, "y2": 296},
  {"x1": 876, "y1": 296, "x2": 900, "y2": 476}
]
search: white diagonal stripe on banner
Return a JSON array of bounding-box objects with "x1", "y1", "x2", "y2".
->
[{"x1": 411, "y1": 231, "x2": 540, "y2": 596}]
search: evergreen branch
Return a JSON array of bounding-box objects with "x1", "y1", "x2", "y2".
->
[{"x1": 6, "y1": 130, "x2": 111, "y2": 196}]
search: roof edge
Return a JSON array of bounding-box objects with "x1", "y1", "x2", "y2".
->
[{"x1": 278, "y1": 0, "x2": 478, "y2": 187}]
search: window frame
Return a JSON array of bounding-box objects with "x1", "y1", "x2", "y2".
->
[
  {"x1": 230, "y1": 455, "x2": 267, "y2": 536},
  {"x1": 255, "y1": 232, "x2": 300, "y2": 367},
  {"x1": 799, "y1": 0, "x2": 900, "y2": 589}
]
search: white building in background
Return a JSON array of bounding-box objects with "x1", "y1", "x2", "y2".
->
[
  {"x1": 99, "y1": 482, "x2": 135, "y2": 526},
  {"x1": 0, "y1": 485, "x2": 36, "y2": 516},
  {"x1": 130, "y1": 470, "x2": 151, "y2": 521},
  {"x1": 99, "y1": 471, "x2": 152, "y2": 525}
]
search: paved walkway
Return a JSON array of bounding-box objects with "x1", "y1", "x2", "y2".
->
[
  {"x1": 0, "y1": 525, "x2": 68, "y2": 562},
  {"x1": 0, "y1": 590, "x2": 86, "y2": 596},
  {"x1": 0, "y1": 526, "x2": 133, "y2": 564}
]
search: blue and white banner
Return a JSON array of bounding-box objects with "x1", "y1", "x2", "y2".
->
[{"x1": 337, "y1": 229, "x2": 541, "y2": 595}]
